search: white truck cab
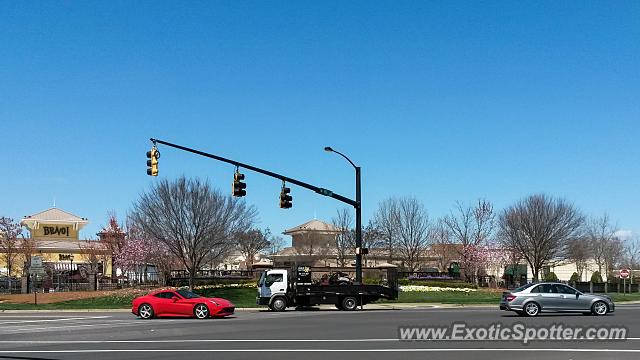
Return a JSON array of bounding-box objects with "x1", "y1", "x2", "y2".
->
[{"x1": 257, "y1": 269, "x2": 289, "y2": 311}]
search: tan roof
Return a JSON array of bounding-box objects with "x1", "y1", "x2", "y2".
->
[
  {"x1": 21, "y1": 208, "x2": 88, "y2": 230},
  {"x1": 283, "y1": 220, "x2": 340, "y2": 235}
]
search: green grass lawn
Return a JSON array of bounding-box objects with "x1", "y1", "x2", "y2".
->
[{"x1": 0, "y1": 287, "x2": 257, "y2": 310}]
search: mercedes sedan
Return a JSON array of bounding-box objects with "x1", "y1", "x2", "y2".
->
[{"x1": 500, "y1": 282, "x2": 615, "y2": 317}]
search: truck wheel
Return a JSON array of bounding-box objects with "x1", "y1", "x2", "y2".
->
[
  {"x1": 341, "y1": 296, "x2": 358, "y2": 311},
  {"x1": 270, "y1": 297, "x2": 287, "y2": 312}
]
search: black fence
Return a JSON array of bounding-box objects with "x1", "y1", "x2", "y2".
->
[
  {"x1": 0, "y1": 278, "x2": 21, "y2": 294},
  {"x1": 572, "y1": 281, "x2": 639, "y2": 293}
]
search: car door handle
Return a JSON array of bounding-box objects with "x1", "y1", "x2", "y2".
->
[
  {"x1": 279, "y1": 289, "x2": 284, "y2": 291},
  {"x1": 560, "y1": 295, "x2": 566, "y2": 298}
]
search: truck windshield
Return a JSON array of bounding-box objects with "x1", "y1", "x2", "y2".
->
[{"x1": 258, "y1": 271, "x2": 266, "y2": 286}]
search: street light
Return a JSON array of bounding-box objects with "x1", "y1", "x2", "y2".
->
[{"x1": 324, "y1": 146, "x2": 362, "y2": 284}]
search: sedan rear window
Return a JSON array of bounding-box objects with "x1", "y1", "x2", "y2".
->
[{"x1": 513, "y1": 283, "x2": 536, "y2": 292}]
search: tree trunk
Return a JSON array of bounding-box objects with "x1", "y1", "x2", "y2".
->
[{"x1": 188, "y1": 268, "x2": 195, "y2": 290}]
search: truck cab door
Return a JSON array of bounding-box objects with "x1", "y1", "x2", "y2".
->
[
  {"x1": 265, "y1": 272, "x2": 286, "y2": 296},
  {"x1": 260, "y1": 271, "x2": 287, "y2": 299}
]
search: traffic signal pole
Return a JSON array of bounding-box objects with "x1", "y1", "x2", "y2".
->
[
  {"x1": 355, "y1": 166, "x2": 362, "y2": 284},
  {"x1": 149, "y1": 138, "x2": 363, "y2": 282}
]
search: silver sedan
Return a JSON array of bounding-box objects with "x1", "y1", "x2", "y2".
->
[{"x1": 500, "y1": 282, "x2": 615, "y2": 317}]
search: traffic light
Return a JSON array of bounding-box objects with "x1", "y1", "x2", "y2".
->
[
  {"x1": 233, "y1": 170, "x2": 246, "y2": 197},
  {"x1": 146, "y1": 146, "x2": 159, "y2": 176},
  {"x1": 280, "y1": 184, "x2": 292, "y2": 208}
]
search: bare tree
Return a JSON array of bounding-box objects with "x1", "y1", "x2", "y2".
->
[
  {"x1": 603, "y1": 237, "x2": 624, "y2": 278},
  {"x1": 266, "y1": 235, "x2": 285, "y2": 257},
  {"x1": 374, "y1": 198, "x2": 400, "y2": 261},
  {"x1": 430, "y1": 219, "x2": 457, "y2": 272},
  {"x1": 395, "y1": 197, "x2": 431, "y2": 271},
  {"x1": 332, "y1": 208, "x2": 354, "y2": 267},
  {"x1": 0, "y1": 217, "x2": 22, "y2": 281},
  {"x1": 236, "y1": 228, "x2": 271, "y2": 269},
  {"x1": 622, "y1": 233, "x2": 640, "y2": 283},
  {"x1": 78, "y1": 240, "x2": 110, "y2": 278},
  {"x1": 566, "y1": 236, "x2": 592, "y2": 280},
  {"x1": 499, "y1": 194, "x2": 584, "y2": 282},
  {"x1": 442, "y1": 200, "x2": 495, "y2": 282},
  {"x1": 19, "y1": 232, "x2": 37, "y2": 275},
  {"x1": 130, "y1": 177, "x2": 257, "y2": 289},
  {"x1": 588, "y1": 214, "x2": 619, "y2": 275},
  {"x1": 362, "y1": 219, "x2": 383, "y2": 266}
]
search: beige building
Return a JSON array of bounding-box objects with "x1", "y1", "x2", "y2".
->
[{"x1": 18, "y1": 208, "x2": 112, "y2": 278}]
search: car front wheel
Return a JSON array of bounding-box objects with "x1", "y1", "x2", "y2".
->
[
  {"x1": 270, "y1": 297, "x2": 287, "y2": 312},
  {"x1": 194, "y1": 304, "x2": 210, "y2": 319}
]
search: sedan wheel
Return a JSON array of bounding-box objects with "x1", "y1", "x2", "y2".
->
[
  {"x1": 138, "y1": 304, "x2": 154, "y2": 319},
  {"x1": 524, "y1": 302, "x2": 540, "y2": 317},
  {"x1": 592, "y1": 301, "x2": 608, "y2": 316},
  {"x1": 194, "y1": 304, "x2": 210, "y2": 319}
]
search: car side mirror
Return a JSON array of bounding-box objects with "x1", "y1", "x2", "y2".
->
[
  {"x1": 575, "y1": 293, "x2": 580, "y2": 299},
  {"x1": 171, "y1": 296, "x2": 179, "y2": 302}
]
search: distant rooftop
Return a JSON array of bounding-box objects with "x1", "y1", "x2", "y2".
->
[
  {"x1": 283, "y1": 219, "x2": 340, "y2": 235},
  {"x1": 21, "y1": 207, "x2": 88, "y2": 230}
]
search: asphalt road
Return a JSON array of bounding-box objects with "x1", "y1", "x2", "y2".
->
[{"x1": 0, "y1": 305, "x2": 639, "y2": 360}]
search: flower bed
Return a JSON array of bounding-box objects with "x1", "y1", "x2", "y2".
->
[{"x1": 400, "y1": 285, "x2": 477, "y2": 293}]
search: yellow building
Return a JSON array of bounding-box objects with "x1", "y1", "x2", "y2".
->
[{"x1": 19, "y1": 208, "x2": 113, "y2": 279}]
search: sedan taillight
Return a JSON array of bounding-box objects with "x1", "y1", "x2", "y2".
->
[{"x1": 506, "y1": 294, "x2": 516, "y2": 302}]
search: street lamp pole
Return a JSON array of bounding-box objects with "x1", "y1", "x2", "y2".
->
[{"x1": 325, "y1": 147, "x2": 362, "y2": 284}]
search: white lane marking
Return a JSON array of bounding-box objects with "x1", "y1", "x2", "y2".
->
[
  {"x1": 0, "y1": 337, "x2": 639, "y2": 343},
  {"x1": 0, "y1": 348, "x2": 639, "y2": 353},
  {"x1": 0, "y1": 316, "x2": 111, "y2": 325},
  {"x1": 0, "y1": 321, "x2": 140, "y2": 334}
]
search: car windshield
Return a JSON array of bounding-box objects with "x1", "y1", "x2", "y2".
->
[
  {"x1": 513, "y1": 283, "x2": 536, "y2": 292},
  {"x1": 176, "y1": 290, "x2": 201, "y2": 299}
]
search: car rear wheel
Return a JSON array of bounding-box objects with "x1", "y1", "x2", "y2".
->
[
  {"x1": 592, "y1": 301, "x2": 608, "y2": 316},
  {"x1": 524, "y1": 302, "x2": 540, "y2": 317},
  {"x1": 138, "y1": 304, "x2": 154, "y2": 319},
  {"x1": 341, "y1": 296, "x2": 358, "y2": 311},
  {"x1": 194, "y1": 304, "x2": 210, "y2": 319}
]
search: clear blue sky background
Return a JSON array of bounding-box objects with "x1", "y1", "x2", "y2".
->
[{"x1": 1, "y1": 1, "x2": 638, "y2": 243}]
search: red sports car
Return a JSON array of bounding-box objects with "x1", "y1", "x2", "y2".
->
[{"x1": 132, "y1": 289, "x2": 235, "y2": 319}]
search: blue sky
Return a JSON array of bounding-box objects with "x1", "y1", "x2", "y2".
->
[{"x1": 1, "y1": 1, "x2": 639, "y2": 242}]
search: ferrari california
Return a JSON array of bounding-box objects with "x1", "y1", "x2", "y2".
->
[{"x1": 132, "y1": 289, "x2": 235, "y2": 319}]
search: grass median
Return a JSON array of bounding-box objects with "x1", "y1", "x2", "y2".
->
[{"x1": 1, "y1": 288, "x2": 639, "y2": 310}]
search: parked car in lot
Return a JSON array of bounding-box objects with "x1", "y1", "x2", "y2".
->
[
  {"x1": 500, "y1": 282, "x2": 615, "y2": 317},
  {"x1": 132, "y1": 289, "x2": 235, "y2": 319}
]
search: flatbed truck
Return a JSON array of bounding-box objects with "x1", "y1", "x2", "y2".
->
[{"x1": 257, "y1": 266, "x2": 398, "y2": 311}]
